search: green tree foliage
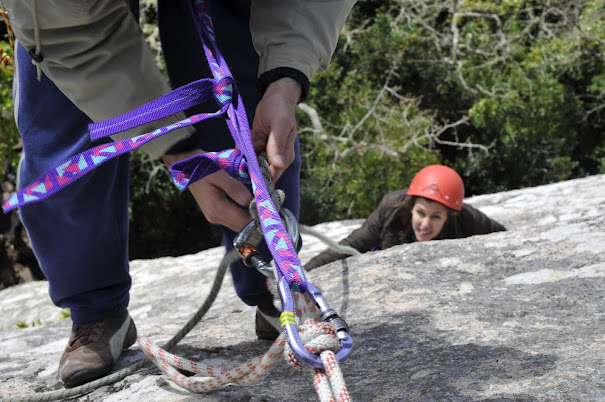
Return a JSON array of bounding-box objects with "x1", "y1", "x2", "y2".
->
[
  {"x1": 1, "y1": 2, "x2": 604, "y2": 258},
  {"x1": 449, "y1": 0, "x2": 604, "y2": 193},
  {"x1": 300, "y1": 0, "x2": 605, "y2": 222},
  {"x1": 0, "y1": 34, "x2": 19, "y2": 180}
]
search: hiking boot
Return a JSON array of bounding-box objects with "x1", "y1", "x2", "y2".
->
[
  {"x1": 59, "y1": 309, "x2": 137, "y2": 387},
  {"x1": 255, "y1": 299, "x2": 282, "y2": 340}
]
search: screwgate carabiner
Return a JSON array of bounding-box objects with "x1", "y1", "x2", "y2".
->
[
  {"x1": 234, "y1": 208, "x2": 354, "y2": 369},
  {"x1": 278, "y1": 277, "x2": 354, "y2": 369}
]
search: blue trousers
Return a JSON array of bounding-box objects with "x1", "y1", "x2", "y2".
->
[
  {"x1": 15, "y1": 43, "x2": 132, "y2": 324},
  {"x1": 15, "y1": 0, "x2": 300, "y2": 324}
]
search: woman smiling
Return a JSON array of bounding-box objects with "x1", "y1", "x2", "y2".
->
[{"x1": 304, "y1": 165, "x2": 506, "y2": 271}]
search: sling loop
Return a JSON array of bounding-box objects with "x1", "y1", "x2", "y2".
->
[{"x1": 2, "y1": 0, "x2": 307, "y2": 294}]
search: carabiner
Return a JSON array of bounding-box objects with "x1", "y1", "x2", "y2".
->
[
  {"x1": 234, "y1": 208, "x2": 352, "y2": 369},
  {"x1": 278, "y1": 276, "x2": 354, "y2": 369}
]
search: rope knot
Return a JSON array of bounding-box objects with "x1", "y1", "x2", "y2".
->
[{"x1": 284, "y1": 319, "x2": 341, "y2": 370}]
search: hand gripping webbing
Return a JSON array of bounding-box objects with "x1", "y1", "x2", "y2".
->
[
  {"x1": 2, "y1": 0, "x2": 352, "y2": 373},
  {"x1": 2, "y1": 0, "x2": 306, "y2": 294}
]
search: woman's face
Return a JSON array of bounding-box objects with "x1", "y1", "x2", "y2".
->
[{"x1": 411, "y1": 197, "x2": 448, "y2": 242}]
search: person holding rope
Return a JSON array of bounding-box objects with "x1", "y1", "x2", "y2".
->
[
  {"x1": 0, "y1": 0, "x2": 356, "y2": 388},
  {"x1": 305, "y1": 164, "x2": 507, "y2": 271}
]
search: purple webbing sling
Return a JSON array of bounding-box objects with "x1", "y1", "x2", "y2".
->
[{"x1": 2, "y1": 0, "x2": 308, "y2": 293}]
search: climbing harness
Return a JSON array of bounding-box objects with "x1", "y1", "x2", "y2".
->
[
  {"x1": 0, "y1": 0, "x2": 353, "y2": 400},
  {"x1": 0, "y1": 9, "x2": 15, "y2": 73}
]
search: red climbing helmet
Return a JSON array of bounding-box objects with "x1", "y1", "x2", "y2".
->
[{"x1": 407, "y1": 165, "x2": 464, "y2": 211}]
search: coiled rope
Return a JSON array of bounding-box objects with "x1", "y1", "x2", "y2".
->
[
  {"x1": 0, "y1": 245, "x2": 240, "y2": 402},
  {"x1": 0, "y1": 0, "x2": 356, "y2": 399},
  {"x1": 0, "y1": 155, "x2": 353, "y2": 402},
  {"x1": 137, "y1": 288, "x2": 350, "y2": 402},
  {"x1": 136, "y1": 155, "x2": 351, "y2": 401}
]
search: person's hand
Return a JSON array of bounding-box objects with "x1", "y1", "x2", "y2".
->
[
  {"x1": 162, "y1": 150, "x2": 253, "y2": 232},
  {"x1": 251, "y1": 77, "x2": 302, "y2": 182}
]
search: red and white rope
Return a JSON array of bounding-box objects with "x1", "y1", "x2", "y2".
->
[
  {"x1": 314, "y1": 352, "x2": 351, "y2": 402},
  {"x1": 137, "y1": 278, "x2": 351, "y2": 401},
  {"x1": 138, "y1": 334, "x2": 287, "y2": 391}
]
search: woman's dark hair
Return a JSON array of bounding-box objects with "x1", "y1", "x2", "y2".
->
[{"x1": 393, "y1": 195, "x2": 461, "y2": 241}]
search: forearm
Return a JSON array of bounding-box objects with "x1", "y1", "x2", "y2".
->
[
  {"x1": 305, "y1": 249, "x2": 352, "y2": 271},
  {"x1": 250, "y1": 0, "x2": 356, "y2": 80},
  {"x1": 462, "y1": 205, "x2": 508, "y2": 236}
]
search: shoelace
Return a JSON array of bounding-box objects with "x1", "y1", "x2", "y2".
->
[{"x1": 66, "y1": 321, "x2": 103, "y2": 350}]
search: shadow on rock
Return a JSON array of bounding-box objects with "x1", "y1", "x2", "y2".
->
[{"x1": 344, "y1": 312, "x2": 555, "y2": 401}]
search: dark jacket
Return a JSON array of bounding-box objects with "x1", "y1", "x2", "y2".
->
[{"x1": 305, "y1": 189, "x2": 506, "y2": 270}]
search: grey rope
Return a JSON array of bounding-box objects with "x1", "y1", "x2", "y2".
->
[
  {"x1": 299, "y1": 224, "x2": 361, "y2": 257},
  {"x1": 2, "y1": 153, "x2": 281, "y2": 401},
  {"x1": 1, "y1": 248, "x2": 240, "y2": 402},
  {"x1": 1, "y1": 154, "x2": 357, "y2": 401}
]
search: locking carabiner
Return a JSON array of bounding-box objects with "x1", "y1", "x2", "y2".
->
[
  {"x1": 278, "y1": 276, "x2": 354, "y2": 369},
  {"x1": 234, "y1": 207, "x2": 353, "y2": 369}
]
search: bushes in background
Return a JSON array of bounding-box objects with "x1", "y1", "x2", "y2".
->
[{"x1": 1, "y1": 1, "x2": 604, "y2": 256}]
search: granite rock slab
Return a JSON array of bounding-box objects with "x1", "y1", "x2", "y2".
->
[{"x1": 0, "y1": 174, "x2": 604, "y2": 401}]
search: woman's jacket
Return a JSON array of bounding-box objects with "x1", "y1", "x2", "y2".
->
[{"x1": 305, "y1": 189, "x2": 506, "y2": 270}]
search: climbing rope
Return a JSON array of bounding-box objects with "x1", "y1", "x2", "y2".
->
[
  {"x1": 135, "y1": 155, "x2": 351, "y2": 401},
  {"x1": 0, "y1": 246, "x2": 240, "y2": 402},
  {"x1": 299, "y1": 224, "x2": 362, "y2": 258},
  {"x1": 1, "y1": 0, "x2": 353, "y2": 365},
  {"x1": 0, "y1": 9, "x2": 15, "y2": 73},
  {"x1": 0, "y1": 0, "x2": 354, "y2": 399},
  {"x1": 137, "y1": 290, "x2": 350, "y2": 402},
  {"x1": 0, "y1": 219, "x2": 355, "y2": 401}
]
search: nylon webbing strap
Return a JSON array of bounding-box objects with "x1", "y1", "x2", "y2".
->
[
  {"x1": 88, "y1": 78, "x2": 216, "y2": 140},
  {"x1": 2, "y1": 0, "x2": 307, "y2": 292}
]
